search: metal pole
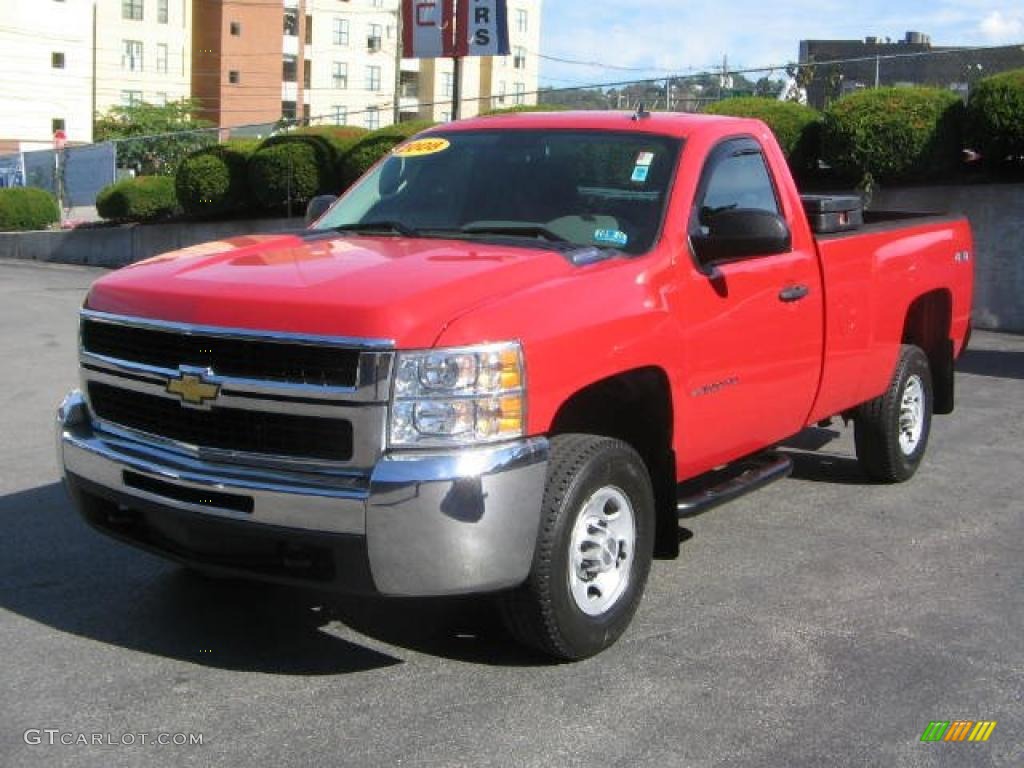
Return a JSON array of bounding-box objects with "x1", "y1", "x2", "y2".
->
[
  {"x1": 393, "y1": 2, "x2": 403, "y2": 125},
  {"x1": 451, "y1": 57, "x2": 462, "y2": 120},
  {"x1": 874, "y1": 55, "x2": 880, "y2": 88}
]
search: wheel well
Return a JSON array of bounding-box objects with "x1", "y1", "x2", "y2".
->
[
  {"x1": 549, "y1": 367, "x2": 680, "y2": 558},
  {"x1": 903, "y1": 290, "x2": 954, "y2": 414}
]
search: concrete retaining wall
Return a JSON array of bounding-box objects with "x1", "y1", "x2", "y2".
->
[
  {"x1": 0, "y1": 217, "x2": 303, "y2": 269},
  {"x1": 1, "y1": 183, "x2": 1021, "y2": 331},
  {"x1": 872, "y1": 184, "x2": 1024, "y2": 333}
]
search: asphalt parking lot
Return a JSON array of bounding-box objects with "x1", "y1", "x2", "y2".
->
[{"x1": 0, "y1": 258, "x2": 1020, "y2": 767}]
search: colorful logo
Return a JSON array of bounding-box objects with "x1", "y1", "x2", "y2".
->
[{"x1": 920, "y1": 721, "x2": 997, "y2": 742}]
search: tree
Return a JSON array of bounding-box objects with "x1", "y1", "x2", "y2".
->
[{"x1": 94, "y1": 99, "x2": 215, "y2": 176}]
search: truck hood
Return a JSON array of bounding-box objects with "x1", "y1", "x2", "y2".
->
[{"x1": 86, "y1": 232, "x2": 576, "y2": 347}]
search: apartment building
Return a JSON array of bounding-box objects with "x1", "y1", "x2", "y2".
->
[
  {"x1": 192, "y1": 0, "x2": 297, "y2": 127},
  {"x1": 0, "y1": 0, "x2": 95, "y2": 151},
  {"x1": 96, "y1": 0, "x2": 192, "y2": 112},
  {"x1": 307, "y1": 0, "x2": 543, "y2": 128}
]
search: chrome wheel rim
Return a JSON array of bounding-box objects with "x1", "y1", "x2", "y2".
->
[
  {"x1": 899, "y1": 374, "x2": 925, "y2": 455},
  {"x1": 568, "y1": 486, "x2": 636, "y2": 616}
]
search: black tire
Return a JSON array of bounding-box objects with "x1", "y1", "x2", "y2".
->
[
  {"x1": 499, "y1": 434, "x2": 655, "y2": 660},
  {"x1": 854, "y1": 345, "x2": 933, "y2": 483}
]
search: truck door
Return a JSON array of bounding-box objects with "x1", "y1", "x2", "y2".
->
[{"x1": 678, "y1": 137, "x2": 823, "y2": 474}]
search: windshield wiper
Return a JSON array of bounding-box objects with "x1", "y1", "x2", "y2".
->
[
  {"x1": 334, "y1": 220, "x2": 419, "y2": 237},
  {"x1": 460, "y1": 222, "x2": 570, "y2": 243}
]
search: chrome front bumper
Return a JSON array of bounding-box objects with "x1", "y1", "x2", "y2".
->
[{"x1": 57, "y1": 390, "x2": 549, "y2": 596}]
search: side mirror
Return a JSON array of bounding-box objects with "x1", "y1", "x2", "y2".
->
[
  {"x1": 691, "y1": 208, "x2": 791, "y2": 266},
  {"x1": 305, "y1": 195, "x2": 337, "y2": 226}
]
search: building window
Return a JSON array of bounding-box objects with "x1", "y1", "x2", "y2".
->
[
  {"x1": 440, "y1": 111, "x2": 451, "y2": 122},
  {"x1": 303, "y1": 59, "x2": 311, "y2": 89},
  {"x1": 121, "y1": 90, "x2": 143, "y2": 107},
  {"x1": 442, "y1": 71, "x2": 453, "y2": 98},
  {"x1": 283, "y1": 9, "x2": 299, "y2": 36},
  {"x1": 516, "y1": 9, "x2": 527, "y2": 33},
  {"x1": 368, "y1": 23, "x2": 382, "y2": 51},
  {"x1": 332, "y1": 61, "x2": 348, "y2": 89},
  {"x1": 52, "y1": 118, "x2": 66, "y2": 133},
  {"x1": 365, "y1": 106, "x2": 380, "y2": 130},
  {"x1": 122, "y1": 0, "x2": 143, "y2": 21},
  {"x1": 155, "y1": 92, "x2": 168, "y2": 105},
  {"x1": 228, "y1": 70, "x2": 240, "y2": 84},
  {"x1": 495, "y1": 80, "x2": 506, "y2": 105},
  {"x1": 366, "y1": 65, "x2": 381, "y2": 91},
  {"x1": 156, "y1": 43, "x2": 168, "y2": 73},
  {"x1": 333, "y1": 18, "x2": 349, "y2": 46},
  {"x1": 514, "y1": 82, "x2": 525, "y2": 105},
  {"x1": 122, "y1": 40, "x2": 143, "y2": 72},
  {"x1": 230, "y1": 21, "x2": 241, "y2": 36},
  {"x1": 305, "y1": 15, "x2": 313, "y2": 44},
  {"x1": 52, "y1": 52, "x2": 65, "y2": 69},
  {"x1": 513, "y1": 46, "x2": 526, "y2": 69},
  {"x1": 371, "y1": 0, "x2": 383, "y2": 7},
  {"x1": 283, "y1": 54, "x2": 298, "y2": 83},
  {"x1": 331, "y1": 105, "x2": 347, "y2": 125},
  {"x1": 281, "y1": 101, "x2": 297, "y2": 120},
  {"x1": 158, "y1": 0, "x2": 168, "y2": 23}
]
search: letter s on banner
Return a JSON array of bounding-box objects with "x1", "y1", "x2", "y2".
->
[
  {"x1": 455, "y1": 0, "x2": 510, "y2": 57},
  {"x1": 402, "y1": 0, "x2": 457, "y2": 58}
]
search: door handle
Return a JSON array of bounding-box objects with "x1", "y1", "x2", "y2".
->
[{"x1": 779, "y1": 284, "x2": 809, "y2": 302}]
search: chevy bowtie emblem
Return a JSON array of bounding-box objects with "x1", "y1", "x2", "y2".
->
[{"x1": 166, "y1": 371, "x2": 220, "y2": 406}]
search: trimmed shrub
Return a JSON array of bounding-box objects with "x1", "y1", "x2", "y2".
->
[
  {"x1": 246, "y1": 142, "x2": 321, "y2": 210},
  {"x1": 966, "y1": 68, "x2": 1024, "y2": 174},
  {"x1": 704, "y1": 97, "x2": 821, "y2": 172},
  {"x1": 337, "y1": 120, "x2": 436, "y2": 189},
  {"x1": 821, "y1": 87, "x2": 963, "y2": 182},
  {"x1": 95, "y1": 176, "x2": 179, "y2": 222},
  {"x1": 257, "y1": 127, "x2": 365, "y2": 195},
  {"x1": 481, "y1": 104, "x2": 570, "y2": 115},
  {"x1": 0, "y1": 187, "x2": 59, "y2": 231},
  {"x1": 175, "y1": 139, "x2": 257, "y2": 217}
]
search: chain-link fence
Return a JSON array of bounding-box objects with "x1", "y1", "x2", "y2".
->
[{"x1": 2, "y1": 43, "x2": 1021, "y2": 214}]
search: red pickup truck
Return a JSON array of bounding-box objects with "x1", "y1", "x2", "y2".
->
[{"x1": 57, "y1": 111, "x2": 973, "y2": 659}]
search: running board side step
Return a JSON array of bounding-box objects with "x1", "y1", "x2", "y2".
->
[{"x1": 677, "y1": 451, "x2": 793, "y2": 518}]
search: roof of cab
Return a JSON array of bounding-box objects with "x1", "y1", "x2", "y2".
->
[{"x1": 429, "y1": 110, "x2": 756, "y2": 139}]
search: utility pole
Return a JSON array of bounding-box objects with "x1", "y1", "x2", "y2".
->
[
  {"x1": 874, "y1": 55, "x2": 880, "y2": 88},
  {"x1": 392, "y1": 2, "x2": 403, "y2": 125}
]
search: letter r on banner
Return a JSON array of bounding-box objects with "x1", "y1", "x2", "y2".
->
[{"x1": 455, "y1": 0, "x2": 511, "y2": 56}]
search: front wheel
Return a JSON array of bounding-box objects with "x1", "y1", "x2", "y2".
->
[
  {"x1": 854, "y1": 344, "x2": 933, "y2": 483},
  {"x1": 499, "y1": 434, "x2": 655, "y2": 660}
]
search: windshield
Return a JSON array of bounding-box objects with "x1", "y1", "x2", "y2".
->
[{"x1": 314, "y1": 129, "x2": 682, "y2": 256}]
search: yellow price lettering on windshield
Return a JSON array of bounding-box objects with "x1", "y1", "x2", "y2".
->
[{"x1": 392, "y1": 138, "x2": 450, "y2": 157}]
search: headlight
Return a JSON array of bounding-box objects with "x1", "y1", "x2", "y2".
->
[{"x1": 389, "y1": 342, "x2": 525, "y2": 447}]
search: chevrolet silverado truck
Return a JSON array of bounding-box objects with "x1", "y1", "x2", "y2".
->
[{"x1": 57, "y1": 111, "x2": 974, "y2": 660}]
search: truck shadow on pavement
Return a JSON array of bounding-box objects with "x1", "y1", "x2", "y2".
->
[
  {"x1": 956, "y1": 346, "x2": 1024, "y2": 380},
  {"x1": 0, "y1": 483, "x2": 555, "y2": 669},
  {"x1": 777, "y1": 427, "x2": 869, "y2": 485}
]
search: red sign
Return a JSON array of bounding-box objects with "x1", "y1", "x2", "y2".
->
[
  {"x1": 402, "y1": 0, "x2": 456, "y2": 58},
  {"x1": 54, "y1": 129, "x2": 67, "y2": 150}
]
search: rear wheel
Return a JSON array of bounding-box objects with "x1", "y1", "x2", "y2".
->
[
  {"x1": 499, "y1": 434, "x2": 655, "y2": 660},
  {"x1": 854, "y1": 345, "x2": 933, "y2": 482}
]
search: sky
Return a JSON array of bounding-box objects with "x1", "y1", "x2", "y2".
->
[{"x1": 537, "y1": 0, "x2": 1024, "y2": 88}]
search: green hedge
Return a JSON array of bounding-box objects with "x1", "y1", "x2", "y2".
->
[
  {"x1": 704, "y1": 97, "x2": 821, "y2": 172},
  {"x1": 821, "y1": 87, "x2": 962, "y2": 182},
  {"x1": 246, "y1": 142, "x2": 321, "y2": 209},
  {"x1": 258, "y1": 126, "x2": 367, "y2": 195},
  {"x1": 0, "y1": 187, "x2": 60, "y2": 231},
  {"x1": 966, "y1": 68, "x2": 1024, "y2": 174},
  {"x1": 337, "y1": 120, "x2": 436, "y2": 189},
  {"x1": 481, "y1": 104, "x2": 569, "y2": 115},
  {"x1": 175, "y1": 139, "x2": 257, "y2": 217},
  {"x1": 96, "y1": 176, "x2": 179, "y2": 222}
]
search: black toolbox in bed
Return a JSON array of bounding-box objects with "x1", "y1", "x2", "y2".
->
[{"x1": 800, "y1": 194, "x2": 864, "y2": 234}]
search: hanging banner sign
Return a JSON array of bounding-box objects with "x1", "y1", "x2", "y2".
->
[
  {"x1": 402, "y1": 0, "x2": 457, "y2": 58},
  {"x1": 455, "y1": 0, "x2": 510, "y2": 56}
]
